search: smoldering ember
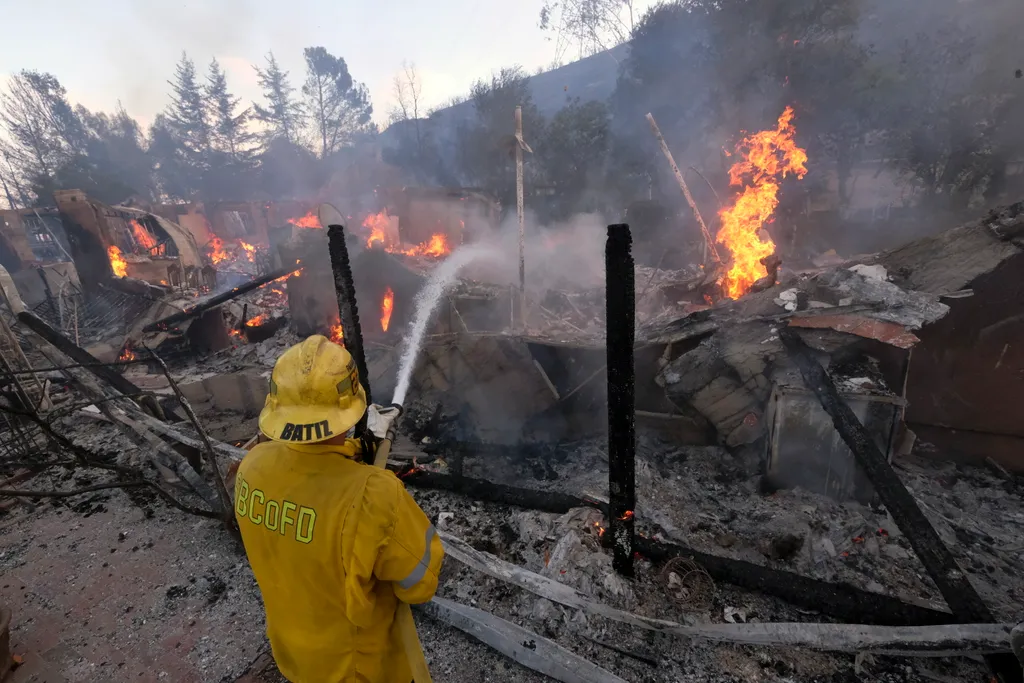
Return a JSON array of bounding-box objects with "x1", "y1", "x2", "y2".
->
[{"x1": 1, "y1": 3, "x2": 1024, "y2": 682}]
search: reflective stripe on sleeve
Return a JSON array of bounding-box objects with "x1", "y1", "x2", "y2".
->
[{"x1": 398, "y1": 524, "x2": 437, "y2": 590}]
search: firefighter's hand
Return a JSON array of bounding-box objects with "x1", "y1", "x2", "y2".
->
[{"x1": 367, "y1": 403, "x2": 402, "y2": 439}]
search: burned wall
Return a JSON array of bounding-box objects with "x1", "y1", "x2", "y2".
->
[{"x1": 905, "y1": 251, "x2": 1024, "y2": 446}]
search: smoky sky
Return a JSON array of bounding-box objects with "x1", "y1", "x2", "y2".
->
[{"x1": 0, "y1": 0, "x2": 660, "y2": 128}]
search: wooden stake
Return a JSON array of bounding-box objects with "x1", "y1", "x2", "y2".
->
[
  {"x1": 605, "y1": 224, "x2": 636, "y2": 576},
  {"x1": 645, "y1": 113, "x2": 721, "y2": 266}
]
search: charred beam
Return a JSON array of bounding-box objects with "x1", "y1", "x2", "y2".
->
[
  {"x1": 778, "y1": 327, "x2": 1022, "y2": 683},
  {"x1": 141, "y1": 266, "x2": 298, "y2": 333},
  {"x1": 326, "y1": 224, "x2": 371, "y2": 403},
  {"x1": 16, "y1": 310, "x2": 143, "y2": 400},
  {"x1": 634, "y1": 536, "x2": 953, "y2": 627},
  {"x1": 398, "y1": 469, "x2": 600, "y2": 514},
  {"x1": 606, "y1": 223, "x2": 636, "y2": 577}
]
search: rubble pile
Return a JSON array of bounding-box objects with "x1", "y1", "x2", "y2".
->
[{"x1": 0, "y1": 196, "x2": 1023, "y2": 682}]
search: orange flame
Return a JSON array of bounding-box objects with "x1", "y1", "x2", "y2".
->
[
  {"x1": 288, "y1": 211, "x2": 321, "y2": 229},
  {"x1": 207, "y1": 235, "x2": 228, "y2": 265},
  {"x1": 361, "y1": 211, "x2": 452, "y2": 257},
  {"x1": 329, "y1": 320, "x2": 344, "y2": 345},
  {"x1": 129, "y1": 219, "x2": 157, "y2": 251},
  {"x1": 108, "y1": 246, "x2": 127, "y2": 277},
  {"x1": 381, "y1": 287, "x2": 394, "y2": 332},
  {"x1": 388, "y1": 233, "x2": 451, "y2": 258},
  {"x1": 363, "y1": 210, "x2": 389, "y2": 248},
  {"x1": 239, "y1": 241, "x2": 257, "y2": 262},
  {"x1": 245, "y1": 314, "x2": 267, "y2": 327},
  {"x1": 716, "y1": 106, "x2": 808, "y2": 299},
  {"x1": 118, "y1": 345, "x2": 135, "y2": 362}
]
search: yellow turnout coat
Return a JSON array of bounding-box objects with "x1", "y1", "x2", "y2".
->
[{"x1": 235, "y1": 439, "x2": 443, "y2": 683}]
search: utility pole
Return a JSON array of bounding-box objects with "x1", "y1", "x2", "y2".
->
[{"x1": 514, "y1": 105, "x2": 528, "y2": 329}]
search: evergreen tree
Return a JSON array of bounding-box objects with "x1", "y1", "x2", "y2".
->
[
  {"x1": 164, "y1": 52, "x2": 211, "y2": 163},
  {"x1": 0, "y1": 70, "x2": 85, "y2": 189},
  {"x1": 301, "y1": 47, "x2": 374, "y2": 158},
  {"x1": 252, "y1": 52, "x2": 305, "y2": 146},
  {"x1": 206, "y1": 58, "x2": 256, "y2": 160}
]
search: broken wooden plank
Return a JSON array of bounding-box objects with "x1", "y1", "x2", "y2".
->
[
  {"x1": 779, "y1": 326, "x2": 1022, "y2": 683},
  {"x1": 440, "y1": 531, "x2": 1005, "y2": 657},
  {"x1": 440, "y1": 531, "x2": 688, "y2": 632},
  {"x1": 671, "y1": 622, "x2": 1011, "y2": 657},
  {"x1": 420, "y1": 597, "x2": 628, "y2": 683},
  {"x1": 131, "y1": 410, "x2": 247, "y2": 462}
]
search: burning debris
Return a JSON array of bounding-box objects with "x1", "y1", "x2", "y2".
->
[
  {"x1": 716, "y1": 106, "x2": 808, "y2": 299},
  {"x1": 288, "y1": 211, "x2": 322, "y2": 229},
  {"x1": 381, "y1": 286, "x2": 395, "y2": 332},
  {"x1": 3, "y1": 185, "x2": 1024, "y2": 683},
  {"x1": 107, "y1": 245, "x2": 128, "y2": 277}
]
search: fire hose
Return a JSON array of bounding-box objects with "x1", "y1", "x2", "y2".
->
[{"x1": 370, "y1": 406, "x2": 433, "y2": 683}]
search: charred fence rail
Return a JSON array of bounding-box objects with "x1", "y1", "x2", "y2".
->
[
  {"x1": 397, "y1": 466, "x2": 958, "y2": 627},
  {"x1": 779, "y1": 327, "x2": 1023, "y2": 683},
  {"x1": 605, "y1": 224, "x2": 636, "y2": 577}
]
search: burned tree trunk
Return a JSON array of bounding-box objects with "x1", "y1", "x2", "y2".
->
[
  {"x1": 779, "y1": 327, "x2": 1022, "y2": 683},
  {"x1": 605, "y1": 224, "x2": 636, "y2": 577}
]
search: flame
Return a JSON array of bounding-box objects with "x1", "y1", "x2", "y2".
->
[
  {"x1": 329, "y1": 320, "x2": 344, "y2": 345},
  {"x1": 361, "y1": 211, "x2": 452, "y2": 257},
  {"x1": 118, "y1": 345, "x2": 135, "y2": 362},
  {"x1": 108, "y1": 246, "x2": 127, "y2": 277},
  {"x1": 716, "y1": 106, "x2": 807, "y2": 299},
  {"x1": 288, "y1": 211, "x2": 321, "y2": 229},
  {"x1": 618, "y1": 510, "x2": 635, "y2": 521},
  {"x1": 239, "y1": 241, "x2": 257, "y2": 262},
  {"x1": 207, "y1": 235, "x2": 228, "y2": 265},
  {"x1": 381, "y1": 287, "x2": 394, "y2": 332},
  {"x1": 246, "y1": 314, "x2": 268, "y2": 327},
  {"x1": 129, "y1": 219, "x2": 157, "y2": 251},
  {"x1": 390, "y1": 233, "x2": 450, "y2": 258},
  {"x1": 363, "y1": 210, "x2": 389, "y2": 248}
]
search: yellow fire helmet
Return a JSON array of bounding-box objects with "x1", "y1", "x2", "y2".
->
[{"x1": 258, "y1": 334, "x2": 368, "y2": 444}]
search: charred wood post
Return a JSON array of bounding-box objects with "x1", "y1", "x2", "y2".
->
[
  {"x1": 142, "y1": 266, "x2": 298, "y2": 332},
  {"x1": 326, "y1": 224, "x2": 371, "y2": 403},
  {"x1": 606, "y1": 224, "x2": 636, "y2": 577},
  {"x1": 779, "y1": 327, "x2": 1022, "y2": 683}
]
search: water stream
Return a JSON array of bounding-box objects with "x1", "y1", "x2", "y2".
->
[{"x1": 392, "y1": 244, "x2": 501, "y2": 406}]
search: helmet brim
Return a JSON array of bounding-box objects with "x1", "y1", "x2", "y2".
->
[{"x1": 258, "y1": 384, "x2": 367, "y2": 444}]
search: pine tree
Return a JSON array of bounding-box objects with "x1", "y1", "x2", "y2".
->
[
  {"x1": 165, "y1": 52, "x2": 211, "y2": 161},
  {"x1": 252, "y1": 52, "x2": 305, "y2": 146},
  {"x1": 0, "y1": 70, "x2": 86, "y2": 187},
  {"x1": 302, "y1": 47, "x2": 374, "y2": 158},
  {"x1": 206, "y1": 58, "x2": 255, "y2": 160}
]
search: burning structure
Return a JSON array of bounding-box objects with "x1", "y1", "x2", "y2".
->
[{"x1": 0, "y1": 162, "x2": 1023, "y2": 681}]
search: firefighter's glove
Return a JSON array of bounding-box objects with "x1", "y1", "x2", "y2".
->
[{"x1": 367, "y1": 403, "x2": 402, "y2": 439}]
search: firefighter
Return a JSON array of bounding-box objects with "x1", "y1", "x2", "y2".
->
[{"x1": 234, "y1": 334, "x2": 443, "y2": 683}]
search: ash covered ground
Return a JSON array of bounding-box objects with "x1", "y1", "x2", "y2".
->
[{"x1": 2, "y1": 401, "x2": 1019, "y2": 682}]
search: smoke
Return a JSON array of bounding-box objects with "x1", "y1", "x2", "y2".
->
[{"x1": 465, "y1": 210, "x2": 609, "y2": 295}]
